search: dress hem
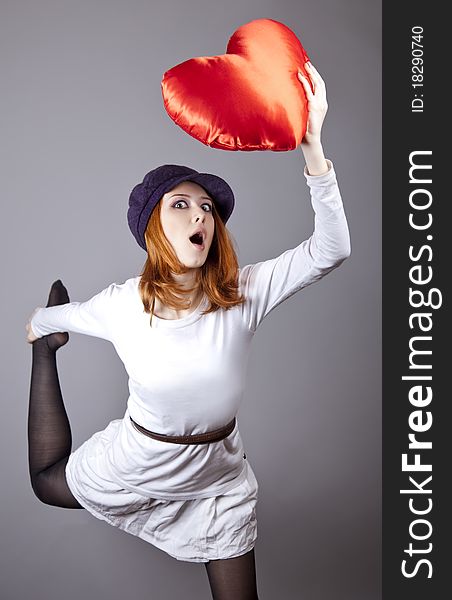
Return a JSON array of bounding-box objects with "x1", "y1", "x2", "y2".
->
[{"x1": 65, "y1": 459, "x2": 257, "y2": 563}]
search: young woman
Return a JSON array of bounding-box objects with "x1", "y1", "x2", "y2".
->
[{"x1": 26, "y1": 62, "x2": 350, "y2": 599}]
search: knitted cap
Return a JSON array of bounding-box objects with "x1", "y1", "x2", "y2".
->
[{"x1": 128, "y1": 164, "x2": 235, "y2": 251}]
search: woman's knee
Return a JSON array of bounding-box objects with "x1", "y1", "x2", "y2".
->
[{"x1": 30, "y1": 458, "x2": 84, "y2": 509}]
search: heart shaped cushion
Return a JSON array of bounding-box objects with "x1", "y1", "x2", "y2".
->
[{"x1": 161, "y1": 19, "x2": 310, "y2": 151}]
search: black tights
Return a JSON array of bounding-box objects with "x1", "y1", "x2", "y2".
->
[
  {"x1": 204, "y1": 549, "x2": 260, "y2": 599},
  {"x1": 28, "y1": 281, "x2": 260, "y2": 598},
  {"x1": 27, "y1": 280, "x2": 83, "y2": 508}
]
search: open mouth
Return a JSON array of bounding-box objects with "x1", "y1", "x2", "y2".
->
[{"x1": 189, "y1": 232, "x2": 205, "y2": 248}]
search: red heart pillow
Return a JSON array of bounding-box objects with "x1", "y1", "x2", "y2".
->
[{"x1": 161, "y1": 19, "x2": 310, "y2": 151}]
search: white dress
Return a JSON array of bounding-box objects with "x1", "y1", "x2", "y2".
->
[{"x1": 31, "y1": 161, "x2": 350, "y2": 562}]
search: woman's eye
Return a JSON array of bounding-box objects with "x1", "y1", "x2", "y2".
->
[
  {"x1": 202, "y1": 203, "x2": 213, "y2": 212},
  {"x1": 173, "y1": 200, "x2": 187, "y2": 209}
]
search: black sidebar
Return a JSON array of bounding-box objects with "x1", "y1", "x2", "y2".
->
[{"x1": 383, "y1": 3, "x2": 448, "y2": 599}]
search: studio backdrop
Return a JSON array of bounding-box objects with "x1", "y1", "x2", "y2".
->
[{"x1": 1, "y1": 1, "x2": 381, "y2": 598}]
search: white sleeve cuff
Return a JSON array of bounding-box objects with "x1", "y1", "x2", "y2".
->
[{"x1": 303, "y1": 159, "x2": 336, "y2": 186}]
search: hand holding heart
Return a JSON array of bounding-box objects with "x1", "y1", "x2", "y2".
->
[{"x1": 297, "y1": 62, "x2": 328, "y2": 145}]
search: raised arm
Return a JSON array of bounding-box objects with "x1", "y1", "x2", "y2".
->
[{"x1": 239, "y1": 62, "x2": 351, "y2": 332}]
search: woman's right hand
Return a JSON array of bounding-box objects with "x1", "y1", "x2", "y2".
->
[
  {"x1": 297, "y1": 62, "x2": 329, "y2": 176},
  {"x1": 26, "y1": 308, "x2": 41, "y2": 343},
  {"x1": 298, "y1": 62, "x2": 328, "y2": 145},
  {"x1": 26, "y1": 280, "x2": 70, "y2": 350}
]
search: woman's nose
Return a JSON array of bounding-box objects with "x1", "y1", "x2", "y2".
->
[{"x1": 191, "y1": 208, "x2": 205, "y2": 222}]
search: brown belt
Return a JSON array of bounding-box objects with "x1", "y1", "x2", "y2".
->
[{"x1": 129, "y1": 416, "x2": 236, "y2": 445}]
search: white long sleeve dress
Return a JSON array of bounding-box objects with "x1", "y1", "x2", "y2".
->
[{"x1": 31, "y1": 161, "x2": 350, "y2": 563}]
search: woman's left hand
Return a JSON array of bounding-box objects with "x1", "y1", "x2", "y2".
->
[{"x1": 298, "y1": 62, "x2": 328, "y2": 144}]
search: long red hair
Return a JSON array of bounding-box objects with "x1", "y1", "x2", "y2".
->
[{"x1": 139, "y1": 199, "x2": 245, "y2": 323}]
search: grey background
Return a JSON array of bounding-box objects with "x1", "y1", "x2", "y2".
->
[{"x1": 1, "y1": 0, "x2": 381, "y2": 598}]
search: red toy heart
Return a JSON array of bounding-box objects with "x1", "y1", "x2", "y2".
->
[{"x1": 161, "y1": 19, "x2": 310, "y2": 151}]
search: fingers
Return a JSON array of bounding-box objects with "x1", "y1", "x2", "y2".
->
[
  {"x1": 306, "y1": 62, "x2": 326, "y2": 90},
  {"x1": 26, "y1": 308, "x2": 40, "y2": 343},
  {"x1": 297, "y1": 61, "x2": 329, "y2": 144},
  {"x1": 298, "y1": 62, "x2": 327, "y2": 100},
  {"x1": 26, "y1": 319, "x2": 39, "y2": 344},
  {"x1": 298, "y1": 69, "x2": 314, "y2": 100}
]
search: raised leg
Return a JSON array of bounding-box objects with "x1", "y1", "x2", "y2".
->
[
  {"x1": 204, "y1": 548, "x2": 259, "y2": 600},
  {"x1": 28, "y1": 280, "x2": 83, "y2": 509}
]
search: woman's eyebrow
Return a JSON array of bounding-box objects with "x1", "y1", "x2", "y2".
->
[{"x1": 169, "y1": 193, "x2": 212, "y2": 202}]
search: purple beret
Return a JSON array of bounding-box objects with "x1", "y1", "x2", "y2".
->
[{"x1": 127, "y1": 164, "x2": 235, "y2": 251}]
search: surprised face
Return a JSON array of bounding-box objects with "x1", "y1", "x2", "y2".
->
[{"x1": 159, "y1": 181, "x2": 215, "y2": 269}]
